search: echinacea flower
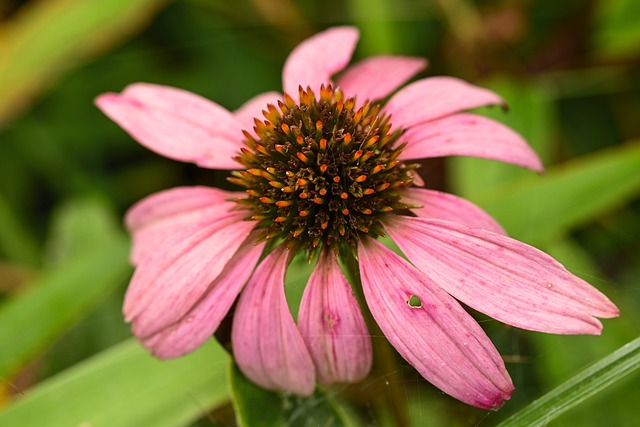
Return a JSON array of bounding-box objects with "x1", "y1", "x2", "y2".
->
[{"x1": 96, "y1": 26, "x2": 619, "y2": 409}]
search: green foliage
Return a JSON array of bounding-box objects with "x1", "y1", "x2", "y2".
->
[
  {"x1": 0, "y1": 0, "x2": 170, "y2": 127},
  {"x1": 478, "y1": 142, "x2": 640, "y2": 245},
  {"x1": 498, "y1": 337, "x2": 640, "y2": 427},
  {"x1": 230, "y1": 363, "x2": 354, "y2": 427},
  {"x1": 0, "y1": 339, "x2": 230, "y2": 427},
  {"x1": 0, "y1": 198, "x2": 130, "y2": 378}
]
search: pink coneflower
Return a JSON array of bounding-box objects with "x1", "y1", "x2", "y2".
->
[{"x1": 96, "y1": 27, "x2": 619, "y2": 409}]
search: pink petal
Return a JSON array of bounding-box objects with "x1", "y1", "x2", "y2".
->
[
  {"x1": 401, "y1": 188, "x2": 506, "y2": 235},
  {"x1": 358, "y1": 238, "x2": 513, "y2": 410},
  {"x1": 95, "y1": 83, "x2": 244, "y2": 169},
  {"x1": 234, "y1": 91, "x2": 283, "y2": 137},
  {"x1": 298, "y1": 251, "x2": 372, "y2": 384},
  {"x1": 232, "y1": 245, "x2": 315, "y2": 396},
  {"x1": 386, "y1": 216, "x2": 620, "y2": 334},
  {"x1": 125, "y1": 186, "x2": 243, "y2": 264},
  {"x1": 399, "y1": 113, "x2": 544, "y2": 171},
  {"x1": 141, "y1": 234, "x2": 265, "y2": 358},
  {"x1": 282, "y1": 27, "x2": 359, "y2": 99},
  {"x1": 126, "y1": 186, "x2": 238, "y2": 232},
  {"x1": 337, "y1": 56, "x2": 427, "y2": 102},
  {"x1": 384, "y1": 77, "x2": 504, "y2": 130},
  {"x1": 125, "y1": 211, "x2": 256, "y2": 337}
]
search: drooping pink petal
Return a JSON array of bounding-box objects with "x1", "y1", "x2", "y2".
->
[
  {"x1": 337, "y1": 56, "x2": 427, "y2": 102},
  {"x1": 234, "y1": 91, "x2": 283, "y2": 137},
  {"x1": 386, "y1": 216, "x2": 620, "y2": 334},
  {"x1": 125, "y1": 210, "x2": 256, "y2": 337},
  {"x1": 232, "y1": 245, "x2": 315, "y2": 396},
  {"x1": 384, "y1": 77, "x2": 504, "y2": 130},
  {"x1": 95, "y1": 83, "x2": 244, "y2": 169},
  {"x1": 126, "y1": 186, "x2": 238, "y2": 232},
  {"x1": 298, "y1": 251, "x2": 372, "y2": 384},
  {"x1": 141, "y1": 234, "x2": 265, "y2": 358},
  {"x1": 282, "y1": 27, "x2": 359, "y2": 99},
  {"x1": 399, "y1": 113, "x2": 544, "y2": 171},
  {"x1": 358, "y1": 238, "x2": 513, "y2": 410},
  {"x1": 125, "y1": 186, "x2": 244, "y2": 264},
  {"x1": 401, "y1": 188, "x2": 506, "y2": 235}
]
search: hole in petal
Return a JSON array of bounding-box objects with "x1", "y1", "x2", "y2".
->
[{"x1": 407, "y1": 295, "x2": 422, "y2": 308}]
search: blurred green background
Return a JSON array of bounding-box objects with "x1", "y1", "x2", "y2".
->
[{"x1": 0, "y1": 0, "x2": 639, "y2": 426}]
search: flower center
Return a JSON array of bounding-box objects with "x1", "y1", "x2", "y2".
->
[{"x1": 230, "y1": 85, "x2": 416, "y2": 252}]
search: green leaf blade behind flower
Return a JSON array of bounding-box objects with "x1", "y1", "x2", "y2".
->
[
  {"x1": 230, "y1": 362, "x2": 357, "y2": 427},
  {"x1": 0, "y1": 339, "x2": 230, "y2": 427},
  {"x1": 0, "y1": 198, "x2": 131, "y2": 378},
  {"x1": 0, "y1": 0, "x2": 170, "y2": 128},
  {"x1": 497, "y1": 336, "x2": 640, "y2": 427},
  {"x1": 476, "y1": 141, "x2": 640, "y2": 245}
]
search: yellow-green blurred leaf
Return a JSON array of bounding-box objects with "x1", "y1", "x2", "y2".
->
[
  {"x1": 593, "y1": 0, "x2": 640, "y2": 59},
  {"x1": 0, "y1": 0, "x2": 170, "y2": 128},
  {"x1": 0, "y1": 339, "x2": 230, "y2": 427},
  {"x1": 476, "y1": 142, "x2": 640, "y2": 245},
  {"x1": 0, "y1": 196, "x2": 130, "y2": 376}
]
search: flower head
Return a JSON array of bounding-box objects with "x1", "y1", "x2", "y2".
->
[{"x1": 96, "y1": 27, "x2": 619, "y2": 410}]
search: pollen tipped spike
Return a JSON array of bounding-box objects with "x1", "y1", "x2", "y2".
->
[
  {"x1": 227, "y1": 177, "x2": 250, "y2": 187},
  {"x1": 260, "y1": 171, "x2": 277, "y2": 181},
  {"x1": 277, "y1": 100, "x2": 289, "y2": 114},
  {"x1": 296, "y1": 152, "x2": 310, "y2": 163},
  {"x1": 371, "y1": 164, "x2": 385, "y2": 175},
  {"x1": 360, "y1": 151, "x2": 374, "y2": 163}
]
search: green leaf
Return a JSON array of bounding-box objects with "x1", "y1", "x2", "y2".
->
[
  {"x1": 592, "y1": 0, "x2": 640, "y2": 59},
  {"x1": 497, "y1": 337, "x2": 640, "y2": 427},
  {"x1": 0, "y1": 232, "x2": 130, "y2": 377},
  {"x1": 230, "y1": 362, "x2": 286, "y2": 427},
  {"x1": 476, "y1": 142, "x2": 640, "y2": 245},
  {"x1": 44, "y1": 196, "x2": 123, "y2": 265},
  {"x1": 0, "y1": 0, "x2": 170, "y2": 127},
  {"x1": 0, "y1": 339, "x2": 230, "y2": 427},
  {"x1": 230, "y1": 363, "x2": 354, "y2": 427},
  {"x1": 450, "y1": 78, "x2": 555, "y2": 199},
  {"x1": 0, "y1": 193, "x2": 40, "y2": 266}
]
